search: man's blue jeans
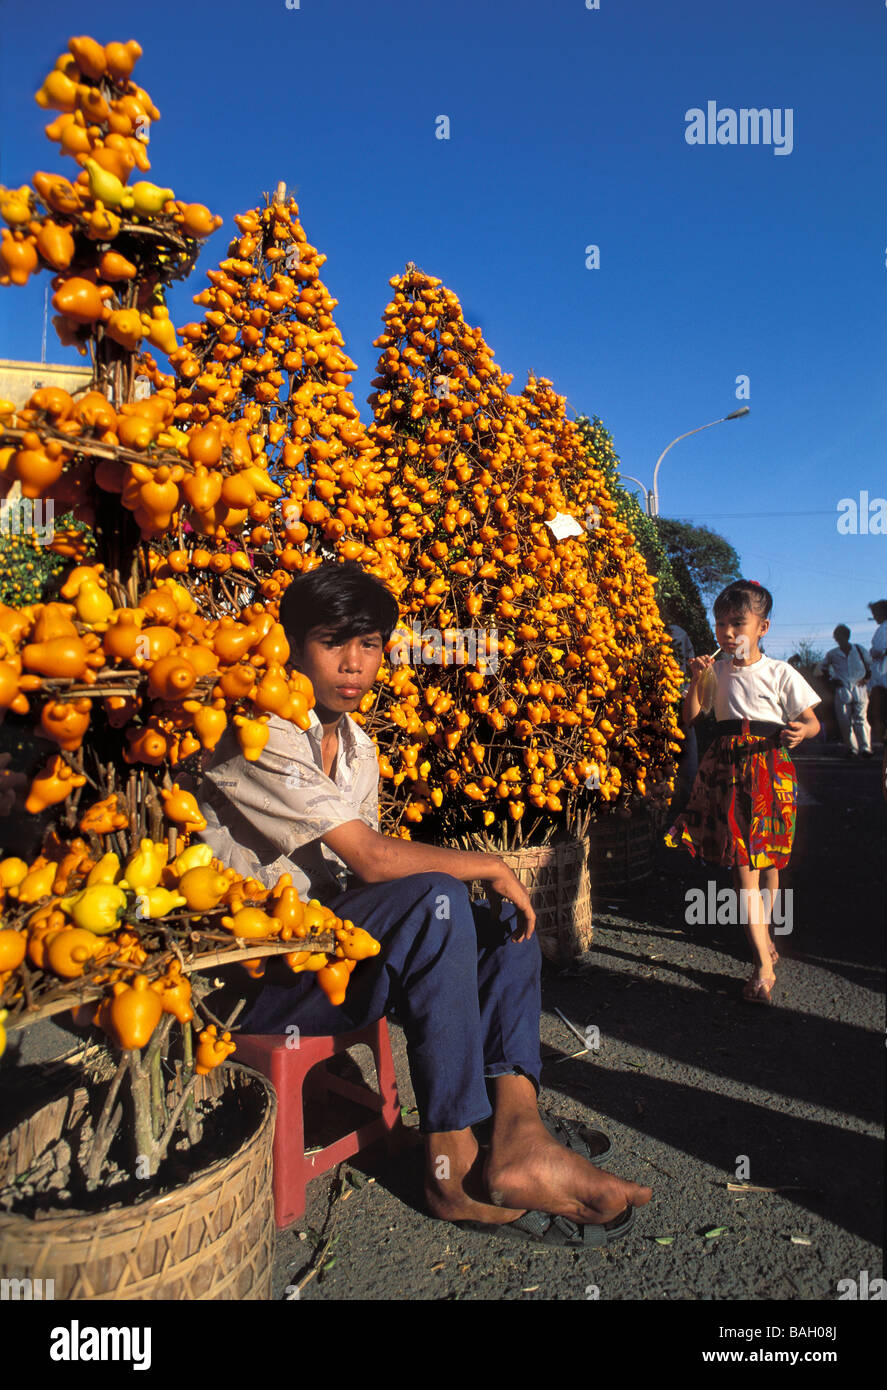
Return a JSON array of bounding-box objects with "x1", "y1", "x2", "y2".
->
[{"x1": 235, "y1": 872, "x2": 543, "y2": 1134}]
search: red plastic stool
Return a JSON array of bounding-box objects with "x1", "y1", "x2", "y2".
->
[{"x1": 235, "y1": 1019, "x2": 405, "y2": 1228}]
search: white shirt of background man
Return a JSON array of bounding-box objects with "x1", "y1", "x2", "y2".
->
[
  {"x1": 668, "y1": 624, "x2": 695, "y2": 681},
  {"x1": 821, "y1": 645, "x2": 867, "y2": 689}
]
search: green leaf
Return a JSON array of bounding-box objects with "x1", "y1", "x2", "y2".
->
[
  {"x1": 704, "y1": 1227, "x2": 728, "y2": 1238},
  {"x1": 322, "y1": 1258, "x2": 337, "y2": 1272},
  {"x1": 654, "y1": 1237, "x2": 675, "y2": 1245}
]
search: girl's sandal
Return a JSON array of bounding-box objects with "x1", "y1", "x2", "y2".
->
[{"x1": 742, "y1": 977, "x2": 775, "y2": 1005}]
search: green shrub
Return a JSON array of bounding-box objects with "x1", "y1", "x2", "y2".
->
[
  {"x1": 575, "y1": 415, "x2": 714, "y2": 655},
  {"x1": 0, "y1": 510, "x2": 92, "y2": 606}
]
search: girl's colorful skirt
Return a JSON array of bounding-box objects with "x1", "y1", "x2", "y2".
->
[{"x1": 664, "y1": 719, "x2": 797, "y2": 869}]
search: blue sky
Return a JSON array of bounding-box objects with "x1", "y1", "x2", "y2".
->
[{"x1": 2, "y1": 0, "x2": 884, "y2": 659}]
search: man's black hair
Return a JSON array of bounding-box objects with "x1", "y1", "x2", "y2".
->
[
  {"x1": 834, "y1": 624, "x2": 850, "y2": 640},
  {"x1": 277, "y1": 559, "x2": 400, "y2": 649},
  {"x1": 713, "y1": 579, "x2": 773, "y2": 622}
]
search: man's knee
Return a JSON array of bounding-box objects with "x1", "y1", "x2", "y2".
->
[
  {"x1": 375, "y1": 873, "x2": 475, "y2": 951},
  {"x1": 403, "y1": 872, "x2": 472, "y2": 922}
]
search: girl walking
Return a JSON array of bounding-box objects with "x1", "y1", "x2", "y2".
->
[{"x1": 664, "y1": 580, "x2": 821, "y2": 1003}]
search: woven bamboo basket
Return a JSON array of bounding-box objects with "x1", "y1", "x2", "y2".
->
[
  {"x1": 589, "y1": 809, "x2": 657, "y2": 893},
  {"x1": 472, "y1": 836, "x2": 592, "y2": 964},
  {"x1": 0, "y1": 1062, "x2": 276, "y2": 1300}
]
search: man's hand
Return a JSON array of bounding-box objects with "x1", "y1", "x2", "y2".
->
[
  {"x1": 484, "y1": 859, "x2": 536, "y2": 942},
  {"x1": 322, "y1": 820, "x2": 536, "y2": 939}
]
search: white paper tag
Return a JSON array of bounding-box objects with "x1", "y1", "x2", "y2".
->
[{"x1": 544, "y1": 511, "x2": 584, "y2": 540}]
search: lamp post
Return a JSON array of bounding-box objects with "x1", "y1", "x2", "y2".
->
[
  {"x1": 618, "y1": 474, "x2": 653, "y2": 512},
  {"x1": 650, "y1": 407, "x2": 749, "y2": 518}
]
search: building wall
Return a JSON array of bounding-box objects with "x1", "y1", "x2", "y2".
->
[{"x1": 0, "y1": 358, "x2": 92, "y2": 411}]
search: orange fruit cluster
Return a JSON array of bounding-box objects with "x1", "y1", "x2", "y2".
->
[
  {"x1": 338, "y1": 268, "x2": 685, "y2": 838},
  {"x1": 0, "y1": 556, "x2": 316, "y2": 781},
  {"x1": 135, "y1": 194, "x2": 407, "y2": 598},
  {"x1": 519, "y1": 375, "x2": 685, "y2": 806},
  {"x1": 0, "y1": 839, "x2": 378, "y2": 1040},
  {"x1": 0, "y1": 35, "x2": 220, "y2": 355}
]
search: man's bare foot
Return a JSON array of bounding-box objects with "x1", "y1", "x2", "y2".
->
[
  {"x1": 423, "y1": 1129, "x2": 528, "y2": 1226},
  {"x1": 484, "y1": 1109, "x2": 652, "y2": 1226}
]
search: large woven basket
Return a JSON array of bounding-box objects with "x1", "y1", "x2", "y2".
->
[
  {"x1": 0, "y1": 1061, "x2": 276, "y2": 1300},
  {"x1": 589, "y1": 809, "x2": 658, "y2": 893},
  {"x1": 472, "y1": 836, "x2": 592, "y2": 964}
]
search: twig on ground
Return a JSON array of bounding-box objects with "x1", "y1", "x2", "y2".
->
[
  {"x1": 623, "y1": 1148, "x2": 676, "y2": 1180},
  {"x1": 287, "y1": 1167, "x2": 358, "y2": 1298},
  {"x1": 554, "y1": 1007, "x2": 589, "y2": 1050},
  {"x1": 727, "y1": 1182, "x2": 822, "y2": 1194}
]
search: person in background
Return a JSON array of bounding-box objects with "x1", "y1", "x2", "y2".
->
[
  {"x1": 817, "y1": 626, "x2": 872, "y2": 758},
  {"x1": 866, "y1": 600, "x2": 887, "y2": 746}
]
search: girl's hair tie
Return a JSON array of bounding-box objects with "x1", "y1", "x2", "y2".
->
[{"x1": 748, "y1": 579, "x2": 760, "y2": 586}]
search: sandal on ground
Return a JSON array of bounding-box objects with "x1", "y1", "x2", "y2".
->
[
  {"x1": 454, "y1": 1203, "x2": 637, "y2": 1247},
  {"x1": 541, "y1": 1111, "x2": 613, "y2": 1166},
  {"x1": 474, "y1": 1109, "x2": 613, "y2": 1165},
  {"x1": 741, "y1": 976, "x2": 775, "y2": 1005}
]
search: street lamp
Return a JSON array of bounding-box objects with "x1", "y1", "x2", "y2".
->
[
  {"x1": 650, "y1": 406, "x2": 749, "y2": 518},
  {"x1": 618, "y1": 474, "x2": 652, "y2": 512}
]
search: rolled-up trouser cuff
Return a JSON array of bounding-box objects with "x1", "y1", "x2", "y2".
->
[{"x1": 484, "y1": 1064, "x2": 541, "y2": 1094}]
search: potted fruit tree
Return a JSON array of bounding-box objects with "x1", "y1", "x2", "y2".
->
[
  {"x1": 341, "y1": 270, "x2": 686, "y2": 958},
  {"x1": 0, "y1": 34, "x2": 380, "y2": 1299}
]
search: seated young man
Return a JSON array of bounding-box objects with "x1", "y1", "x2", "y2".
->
[{"x1": 189, "y1": 560, "x2": 651, "y2": 1245}]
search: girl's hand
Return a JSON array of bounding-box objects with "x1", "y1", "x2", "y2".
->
[
  {"x1": 688, "y1": 654, "x2": 716, "y2": 684},
  {"x1": 779, "y1": 720, "x2": 806, "y2": 748},
  {"x1": 780, "y1": 709, "x2": 819, "y2": 748}
]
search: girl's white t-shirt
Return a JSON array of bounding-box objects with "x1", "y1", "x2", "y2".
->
[{"x1": 700, "y1": 654, "x2": 821, "y2": 723}]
